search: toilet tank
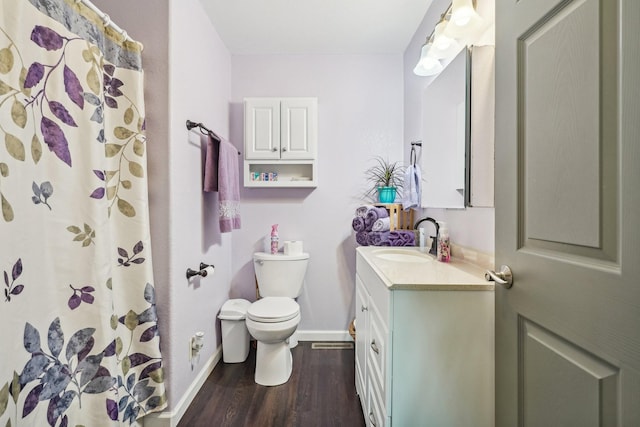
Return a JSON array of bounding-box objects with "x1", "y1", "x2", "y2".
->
[{"x1": 253, "y1": 252, "x2": 309, "y2": 298}]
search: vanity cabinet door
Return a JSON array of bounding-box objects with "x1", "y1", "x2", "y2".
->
[{"x1": 354, "y1": 275, "x2": 369, "y2": 407}]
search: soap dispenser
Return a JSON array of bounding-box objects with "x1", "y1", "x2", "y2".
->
[{"x1": 437, "y1": 221, "x2": 450, "y2": 262}]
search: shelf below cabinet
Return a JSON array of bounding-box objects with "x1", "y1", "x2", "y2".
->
[{"x1": 243, "y1": 161, "x2": 317, "y2": 188}]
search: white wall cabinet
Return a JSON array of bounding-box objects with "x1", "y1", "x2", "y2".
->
[
  {"x1": 355, "y1": 248, "x2": 494, "y2": 427},
  {"x1": 244, "y1": 97, "x2": 318, "y2": 187}
]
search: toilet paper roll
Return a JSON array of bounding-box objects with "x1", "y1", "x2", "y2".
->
[
  {"x1": 284, "y1": 240, "x2": 303, "y2": 255},
  {"x1": 201, "y1": 266, "x2": 215, "y2": 277}
]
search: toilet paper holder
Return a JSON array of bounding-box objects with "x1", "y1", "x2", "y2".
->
[{"x1": 186, "y1": 262, "x2": 215, "y2": 279}]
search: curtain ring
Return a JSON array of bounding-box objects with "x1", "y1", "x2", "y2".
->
[
  {"x1": 120, "y1": 30, "x2": 128, "y2": 40},
  {"x1": 102, "y1": 14, "x2": 111, "y2": 26}
]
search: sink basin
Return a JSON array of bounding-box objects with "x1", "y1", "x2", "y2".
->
[{"x1": 371, "y1": 249, "x2": 433, "y2": 263}]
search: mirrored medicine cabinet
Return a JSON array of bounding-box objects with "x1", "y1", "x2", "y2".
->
[{"x1": 420, "y1": 45, "x2": 495, "y2": 209}]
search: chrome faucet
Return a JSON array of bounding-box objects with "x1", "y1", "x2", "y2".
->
[{"x1": 414, "y1": 217, "x2": 439, "y2": 255}]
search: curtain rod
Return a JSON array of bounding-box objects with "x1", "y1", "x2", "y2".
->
[{"x1": 76, "y1": 0, "x2": 133, "y2": 42}]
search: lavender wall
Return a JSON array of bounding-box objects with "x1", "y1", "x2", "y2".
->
[
  {"x1": 403, "y1": 0, "x2": 495, "y2": 254},
  {"x1": 229, "y1": 55, "x2": 404, "y2": 334}
]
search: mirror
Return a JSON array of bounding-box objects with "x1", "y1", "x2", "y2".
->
[{"x1": 420, "y1": 46, "x2": 495, "y2": 208}]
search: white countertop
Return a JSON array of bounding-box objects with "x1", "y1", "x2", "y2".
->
[{"x1": 357, "y1": 246, "x2": 494, "y2": 291}]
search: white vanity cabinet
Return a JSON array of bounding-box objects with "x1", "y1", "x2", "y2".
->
[
  {"x1": 355, "y1": 247, "x2": 495, "y2": 427},
  {"x1": 243, "y1": 97, "x2": 318, "y2": 187}
]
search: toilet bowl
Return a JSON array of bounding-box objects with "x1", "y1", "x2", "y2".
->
[
  {"x1": 246, "y1": 297, "x2": 300, "y2": 386},
  {"x1": 247, "y1": 252, "x2": 309, "y2": 386}
]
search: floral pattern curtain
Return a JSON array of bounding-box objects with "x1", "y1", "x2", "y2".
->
[{"x1": 0, "y1": 0, "x2": 166, "y2": 425}]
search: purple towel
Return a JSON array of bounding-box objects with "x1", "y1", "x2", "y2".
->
[
  {"x1": 217, "y1": 138, "x2": 241, "y2": 233},
  {"x1": 364, "y1": 207, "x2": 388, "y2": 231},
  {"x1": 367, "y1": 231, "x2": 391, "y2": 246},
  {"x1": 203, "y1": 134, "x2": 219, "y2": 192},
  {"x1": 352, "y1": 217, "x2": 366, "y2": 232},
  {"x1": 388, "y1": 231, "x2": 416, "y2": 247},
  {"x1": 356, "y1": 231, "x2": 369, "y2": 246}
]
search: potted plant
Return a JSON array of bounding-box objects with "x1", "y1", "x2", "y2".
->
[{"x1": 364, "y1": 156, "x2": 404, "y2": 203}]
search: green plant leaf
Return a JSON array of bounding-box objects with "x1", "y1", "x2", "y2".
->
[
  {"x1": 11, "y1": 100, "x2": 27, "y2": 128},
  {"x1": 86, "y1": 67, "x2": 100, "y2": 95},
  {"x1": 5, "y1": 134, "x2": 25, "y2": 161},
  {"x1": 121, "y1": 356, "x2": 131, "y2": 376},
  {"x1": 82, "y1": 49, "x2": 93, "y2": 62},
  {"x1": 19, "y1": 66, "x2": 30, "y2": 96},
  {"x1": 0, "y1": 48, "x2": 14, "y2": 74},
  {"x1": 31, "y1": 135, "x2": 42, "y2": 164},
  {"x1": 124, "y1": 107, "x2": 134, "y2": 125},
  {"x1": 121, "y1": 180, "x2": 132, "y2": 189},
  {"x1": 129, "y1": 161, "x2": 144, "y2": 178},
  {"x1": 11, "y1": 372, "x2": 19, "y2": 404},
  {"x1": 106, "y1": 186, "x2": 117, "y2": 200},
  {"x1": 114, "y1": 127, "x2": 134, "y2": 140},
  {"x1": 133, "y1": 139, "x2": 144, "y2": 156},
  {"x1": 0, "y1": 162, "x2": 8, "y2": 177},
  {"x1": 117, "y1": 198, "x2": 136, "y2": 217},
  {"x1": 67, "y1": 225, "x2": 82, "y2": 234},
  {"x1": 0, "y1": 382, "x2": 8, "y2": 418},
  {"x1": 1, "y1": 193, "x2": 13, "y2": 222},
  {"x1": 0, "y1": 80, "x2": 11, "y2": 95},
  {"x1": 105, "y1": 144, "x2": 122, "y2": 157},
  {"x1": 124, "y1": 310, "x2": 138, "y2": 331}
]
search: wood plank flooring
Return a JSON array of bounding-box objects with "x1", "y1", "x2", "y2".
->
[{"x1": 178, "y1": 342, "x2": 366, "y2": 427}]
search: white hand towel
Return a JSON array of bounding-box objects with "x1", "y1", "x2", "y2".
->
[
  {"x1": 372, "y1": 217, "x2": 391, "y2": 232},
  {"x1": 401, "y1": 164, "x2": 421, "y2": 210},
  {"x1": 355, "y1": 204, "x2": 374, "y2": 218}
]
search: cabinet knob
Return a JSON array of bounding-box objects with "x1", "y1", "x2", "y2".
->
[
  {"x1": 281, "y1": 147, "x2": 287, "y2": 152},
  {"x1": 271, "y1": 147, "x2": 278, "y2": 152}
]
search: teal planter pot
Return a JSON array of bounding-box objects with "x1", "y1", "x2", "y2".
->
[{"x1": 377, "y1": 186, "x2": 397, "y2": 203}]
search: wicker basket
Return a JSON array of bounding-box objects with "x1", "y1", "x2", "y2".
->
[{"x1": 348, "y1": 318, "x2": 356, "y2": 341}]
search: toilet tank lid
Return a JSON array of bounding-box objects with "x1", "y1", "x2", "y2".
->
[
  {"x1": 218, "y1": 299, "x2": 252, "y2": 320},
  {"x1": 253, "y1": 252, "x2": 309, "y2": 261}
]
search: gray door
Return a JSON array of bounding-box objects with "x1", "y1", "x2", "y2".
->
[{"x1": 494, "y1": 0, "x2": 640, "y2": 425}]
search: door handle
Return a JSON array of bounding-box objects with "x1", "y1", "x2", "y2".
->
[
  {"x1": 371, "y1": 339, "x2": 380, "y2": 354},
  {"x1": 485, "y1": 265, "x2": 513, "y2": 289},
  {"x1": 361, "y1": 305, "x2": 368, "y2": 312}
]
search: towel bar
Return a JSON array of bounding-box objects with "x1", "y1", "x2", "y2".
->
[{"x1": 186, "y1": 120, "x2": 241, "y2": 155}]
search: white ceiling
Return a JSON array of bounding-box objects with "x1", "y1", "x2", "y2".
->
[{"x1": 199, "y1": 0, "x2": 434, "y2": 55}]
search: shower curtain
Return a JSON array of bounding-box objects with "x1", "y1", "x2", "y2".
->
[{"x1": 0, "y1": 0, "x2": 167, "y2": 425}]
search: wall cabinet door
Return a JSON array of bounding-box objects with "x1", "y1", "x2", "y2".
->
[
  {"x1": 280, "y1": 98, "x2": 317, "y2": 159},
  {"x1": 244, "y1": 97, "x2": 317, "y2": 160},
  {"x1": 245, "y1": 98, "x2": 281, "y2": 159}
]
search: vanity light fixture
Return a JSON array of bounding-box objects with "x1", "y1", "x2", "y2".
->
[
  {"x1": 413, "y1": 0, "x2": 486, "y2": 77},
  {"x1": 413, "y1": 40, "x2": 444, "y2": 76}
]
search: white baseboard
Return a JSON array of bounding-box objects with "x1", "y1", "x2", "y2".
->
[
  {"x1": 296, "y1": 329, "x2": 352, "y2": 342},
  {"x1": 142, "y1": 330, "x2": 349, "y2": 426},
  {"x1": 142, "y1": 346, "x2": 222, "y2": 427}
]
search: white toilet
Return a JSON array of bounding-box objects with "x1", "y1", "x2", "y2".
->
[{"x1": 246, "y1": 252, "x2": 309, "y2": 386}]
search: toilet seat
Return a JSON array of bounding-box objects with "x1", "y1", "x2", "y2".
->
[{"x1": 247, "y1": 297, "x2": 299, "y2": 323}]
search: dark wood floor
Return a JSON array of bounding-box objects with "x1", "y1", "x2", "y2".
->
[{"x1": 178, "y1": 342, "x2": 366, "y2": 427}]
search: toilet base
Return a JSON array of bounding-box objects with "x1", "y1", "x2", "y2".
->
[{"x1": 254, "y1": 340, "x2": 293, "y2": 386}]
